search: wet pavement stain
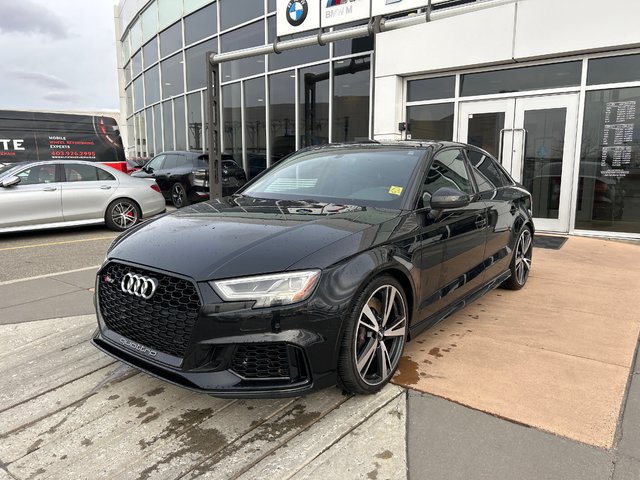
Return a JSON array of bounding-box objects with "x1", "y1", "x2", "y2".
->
[
  {"x1": 137, "y1": 406, "x2": 156, "y2": 419},
  {"x1": 394, "y1": 356, "x2": 420, "y2": 385},
  {"x1": 136, "y1": 408, "x2": 225, "y2": 480},
  {"x1": 26, "y1": 438, "x2": 43, "y2": 454},
  {"x1": 138, "y1": 408, "x2": 216, "y2": 451},
  {"x1": 428, "y1": 348, "x2": 443, "y2": 358},
  {"x1": 191, "y1": 403, "x2": 323, "y2": 475},
  {"x1": 145, "y1": 387, "x2": 165, "y2": 397},
  {"x1": 367, "y1": 461, "x2": 381, "y2": 479},
  {"x1": 128, "y1": 396, "x2": 147, "y2": 408}
]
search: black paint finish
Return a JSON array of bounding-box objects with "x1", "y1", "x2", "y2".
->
[{"x1": 93, "y1": 141, "x2": 534, "y2": 397}]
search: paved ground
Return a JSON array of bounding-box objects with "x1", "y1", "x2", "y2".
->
[
  {"x1": 395, "y1": 236, "x2": 640, "y2": 449},
  {"x1": 0, "y1": 228, "x2": 639, "y2": 479}
]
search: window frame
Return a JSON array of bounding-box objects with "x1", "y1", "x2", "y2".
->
[{"x1": 414, "y1": 147, "x2": 476, "y2": 210}]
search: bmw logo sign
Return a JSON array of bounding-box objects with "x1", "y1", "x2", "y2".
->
[{"x1": 286, "y1": 0, "x2": 308, "y2": 27}]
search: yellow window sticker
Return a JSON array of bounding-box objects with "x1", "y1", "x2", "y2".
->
[{"x1": 388, "y1": 186, "x2": 403, "y2": 196}]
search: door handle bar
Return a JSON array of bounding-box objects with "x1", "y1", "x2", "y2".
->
[{"x1": 497, "y1": 128, "x2": 527, "y2": 168}]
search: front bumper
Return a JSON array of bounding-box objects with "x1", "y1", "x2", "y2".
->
[{"x1": 92, "y1": 261, "x2": 342, "y2": 398}]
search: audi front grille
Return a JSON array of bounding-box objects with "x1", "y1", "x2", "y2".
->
[{"x1": 98, "y1": 262, "x2": 201, "y2": 358}]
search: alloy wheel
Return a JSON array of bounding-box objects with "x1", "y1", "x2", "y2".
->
[
  {"x1": 514, "y1": 228, "x2": 533, "y2": 285},
  {"x1": 354, "y1": 284, "x2": 407, "y2": 386},
  {"x1": 172, "y1": 184, "x2": 186, "y2": 208},
  {"x1": 111, "y1": 201, "x2": 138, "y2": 229}
]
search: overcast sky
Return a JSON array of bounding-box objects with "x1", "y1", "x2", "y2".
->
[{"x1": 0, "y1": 0, "x2": 120, "y2": 113}]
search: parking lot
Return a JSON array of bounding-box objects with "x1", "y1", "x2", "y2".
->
[{"x1": 1, "y1": 229, "x2": 640, "y2": 479}]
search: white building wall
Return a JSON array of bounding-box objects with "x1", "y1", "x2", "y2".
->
[{"x1": 374, "y1": 0, "x2": 640, "y2": 139}]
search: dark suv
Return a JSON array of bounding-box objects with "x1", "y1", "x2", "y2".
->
[{"x1": 132, "y1": 151, "x2": 246, "y2": 207}]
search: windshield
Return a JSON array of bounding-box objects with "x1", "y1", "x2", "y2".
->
[{"x1": 241, "y1": 148, "x2": 425, "y2": 209}]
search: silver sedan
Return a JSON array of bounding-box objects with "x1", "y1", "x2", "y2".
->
[{"x1": 0, "y1": 160, "x2": 166, "y2": 233}]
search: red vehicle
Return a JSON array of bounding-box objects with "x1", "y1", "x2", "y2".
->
[{"x1": 0, "y1": 110, "x2": 128, "y2": 173}]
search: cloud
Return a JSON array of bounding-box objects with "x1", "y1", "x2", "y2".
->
[
  {"x1": 0, "y1": 0, "x2": 68, "y2": 38},
  {"x1": 8, "y1": 69, "x2": 71, "y2": 91},
  {"x1": 42, "y1": 91, "x2": 81, "y2": 104}
]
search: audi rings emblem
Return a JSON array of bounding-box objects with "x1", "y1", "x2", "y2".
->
[{"x1": 121, "y1": 273, "x2": 159, "y2": 300}]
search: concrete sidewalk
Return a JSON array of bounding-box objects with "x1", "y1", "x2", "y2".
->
[{"x1": 0, "y1": 237, "x2": 639, "y2": 479}]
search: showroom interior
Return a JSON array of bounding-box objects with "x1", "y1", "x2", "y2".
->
[{"x1": 115, "y1": 0, "x2": 640, "y2": 238}]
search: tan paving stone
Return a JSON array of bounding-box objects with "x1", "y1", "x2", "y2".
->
[{"x1": 393, "y1": 237, "x2": 640, "y2": 449}]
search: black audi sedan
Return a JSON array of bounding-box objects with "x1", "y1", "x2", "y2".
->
[
  {"x1": 92, "y1": 141, "x2": 534, "y2": 397},
  {"x1": 132, "y1": 151, "x2": 246, "y2": 208}
]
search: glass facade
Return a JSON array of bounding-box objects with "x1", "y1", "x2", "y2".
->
[
  {"x1": 406, "y1": 57, "x2": 640, "y2": 236},
  {"x1": 121, "y1": 0, "x2": 373, "y2": 179},
  {"x1": 576, "y1": 87, "x2": 640, "y2": 233}
]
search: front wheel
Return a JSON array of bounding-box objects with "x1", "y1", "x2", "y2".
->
[
  {"x1": 338, "y1": 276, "x2": 408, "y2": 394},
  {"x1": 171, "y1": 183, "x2": 190, "y2": 208},
  {"x1": 502, "y1": 226, "x2": 533, "y2": 290},
  {"x1": 105, "y1": 199, "x2": 140, "y2": 232}
]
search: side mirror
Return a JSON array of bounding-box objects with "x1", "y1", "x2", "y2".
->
[
  {"x1": 430, "y1": 187, "x2": 470, "y2": 210},
  {"x1": 0, "y1": 176, "x2": 20, "y2": 188}
]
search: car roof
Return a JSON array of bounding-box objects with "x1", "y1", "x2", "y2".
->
[
  {"x1": 155, "y1": 151, "x2": 203, "y2": 157},
  {"x1": 293, "y1": 140, "x2": 474, "y2": 153}
]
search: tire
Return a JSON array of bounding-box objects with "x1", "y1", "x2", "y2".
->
[
  {"x1": 501, "y1": 225, "x2": 533, "y2": 290},
  {"x1": 338, "y1": 275, "x2": 408, "y2": 394},
  {"x1": 105, "y1": 199, "x2": 141, "y2": 232},
  {"x1": 171, "y1": 182, "x2": 190, "y2": 208}
]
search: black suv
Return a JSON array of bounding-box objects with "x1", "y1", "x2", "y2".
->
[{"x1": 132, "y1": 151, "x2": 246, "y2": 207}]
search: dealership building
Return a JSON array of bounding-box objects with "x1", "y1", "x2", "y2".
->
[{"x1": 115, "y1": 0, "x2": 640, "y2": 238}]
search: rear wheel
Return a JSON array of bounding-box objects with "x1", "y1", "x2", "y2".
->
[
  {"x1": 171, "y1": 183, "x2": 190, "y2": 208},
  {"x1": 105, "y1": 199, "x2": 140, "y2": 231},
  {"x1": 338, "y1": 276, "x2": 408, "y2": 394},
  {"x1": 502, "y1": 226, "x2": 533, "y2": 290}
]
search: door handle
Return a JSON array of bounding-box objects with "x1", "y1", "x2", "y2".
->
[
  {"x1": 43, "y1": 187, "x2": 57, "y2": 192},
  {"x1": 100, "y1": 185, "x2": 112, "y2": 190}
]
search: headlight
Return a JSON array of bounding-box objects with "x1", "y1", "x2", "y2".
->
[{"x1": 210, "y1": 270, "x2": 320, "y2": 308}]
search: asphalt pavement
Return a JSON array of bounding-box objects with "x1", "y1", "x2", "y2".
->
[{"x1": 0, "y1": 228, "x2": 639, "y2": 479}]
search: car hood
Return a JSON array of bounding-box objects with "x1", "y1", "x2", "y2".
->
[{"x1": 108, "y1": 196, "x2": 402, "y2": 281}]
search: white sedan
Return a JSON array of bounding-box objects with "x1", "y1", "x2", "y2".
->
[{"x1": 0, "y1": 160, "x2": 166, "y2": 233}]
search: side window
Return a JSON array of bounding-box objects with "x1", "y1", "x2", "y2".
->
[
  {"x1": 163, "y1": 154, "x2": 179, "y2": 170},
  {"x1": 176, "y1": 155, "x2": 192, "y2": 168},
  {"x1": 422, "y1": 149, "x2": 473, "y2": 204},
  {"x1": 146, "y1": 154, "x2": 166, "y2": 171},
  {"x1": 64, "y1": 164, "x2": 99, "y2": 182},
  {"x1": 466, "y1": 149, "x2": 510, "y2": 191},
  {"x1": 16, "y1": 165, "x2": 56, "y2": 185},
  {"x1": 96, "y1": 167, "x2": 116, "y2": 181}
]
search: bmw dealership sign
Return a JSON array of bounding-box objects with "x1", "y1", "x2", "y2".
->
[
  {"x1": 278, "y1": 0, "x2": 320, "y2": 36},
  {"x1": 277, "y1": 0, "x2": 448, "y2": 36}
]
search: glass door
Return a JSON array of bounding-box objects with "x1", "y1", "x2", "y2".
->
[{"x1": 458, "y1": 94, "x2": 578, "y2": 232}]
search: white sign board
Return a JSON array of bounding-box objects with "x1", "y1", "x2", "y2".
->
[
  {"x1": 371, "y1": 0, "x2": 447, "y2": 17},
  {"x1": 322, "y1": 0, "x2": 372, "y2": 28},
  {"x1": 277, "y1": 0, "x2": 321, "y2": 37},
  {"x1": 277, "y1": 0, "x2": 451, "y2": 37}
]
